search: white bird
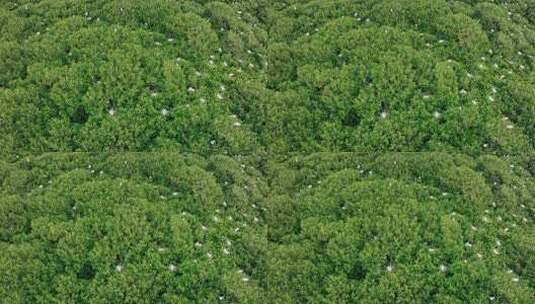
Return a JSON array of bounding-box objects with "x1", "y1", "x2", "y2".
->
[
  {"x1": 439, "y1": 265, "x2": 448, "y2": 272},
  {"x1": 161, "y1": 109, "x2": 169, "y2": 116},
  {"x1": 108, "y1": 108, "x2": 116, "y2": 116},
  {"x1": 115, "y1": 264, "x2": 123, "y2": 272},
  {"x1": 168, "y1": 264, "x2": 177, "y2": 272}
]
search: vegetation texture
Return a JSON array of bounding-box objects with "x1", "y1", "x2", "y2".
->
[
  {"x1": 1, "y1": 0, "x2": 535, "y2": 153},
  {"x1": 1, "y1": 0, "x2": 534, "y2": 303},
  {"x1": 1, "y1": 153, "x2": 535, "y2": 303}
]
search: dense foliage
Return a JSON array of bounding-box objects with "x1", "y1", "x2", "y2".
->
[
  {"x1": 1, "y1": 153, "x2": 534, "y2": 303},
  {"x1": 1, "y1": 0, "x2": 535, "y2": 303},
  {"x1": 1, "y1": 0, "x2": 535, "y2": 153}
]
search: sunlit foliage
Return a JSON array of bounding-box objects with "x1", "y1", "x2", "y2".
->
[
  {"x1": 1, "y1": 1, "x2": 535, "y2": 303},
  {"x1": 1, "y1": 0, "x2": 534, "y2": 154},
  {"x1": 1, "y1": 153, "x2": 534, "y2": 302}
]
